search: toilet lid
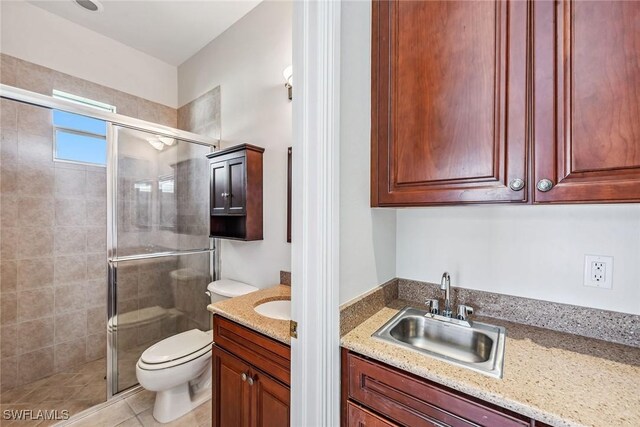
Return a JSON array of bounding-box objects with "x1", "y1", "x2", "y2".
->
[
  {"x1": 207, "y1": 279, "x2": 258, "y2": 298},
  {"x1": 141, "y1": 329, "x2": 212, "y2": 364}
]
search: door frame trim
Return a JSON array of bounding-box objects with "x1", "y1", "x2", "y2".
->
[{"x1": 291, "y1": 1, "x2": 341, "y2": 425}]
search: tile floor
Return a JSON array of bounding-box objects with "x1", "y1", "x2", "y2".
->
[
  {"x1": 64, "y1": 390, "x2": 211, "y2": 427},
  {"x1": 1, "y1": 357, "x2": 211, "y2": 427},
  {"x1": 0, "y1": 359, "x2": 107, "y2": 426},
  {"x1": 117, "y1": 344, "x2": 153, "y2": 393}
]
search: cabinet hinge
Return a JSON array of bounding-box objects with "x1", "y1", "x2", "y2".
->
[{"x1": 289, "y1": 320, "x2": 298, "y2": 339}]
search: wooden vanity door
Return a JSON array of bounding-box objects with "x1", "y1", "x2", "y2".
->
[
  {"x1": 532, "y1": 1, "x2": 640, "y2": 203},
  {"x1": 251, "y1": 368, "x2": 290, "y2": 427},
  {"x1": 371, "y1": 0, "x2": 529, "y2": 206},
  {"x1": 213, "y1": 346, "x2": 251, "y2": 427}
]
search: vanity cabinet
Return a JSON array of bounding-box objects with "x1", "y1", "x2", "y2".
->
[
  {"x1": 212, "y1": 315, "x2": 290, "y2": 427},
  {"x1": 342, "y1": 349, "x2": 547, "y2": 427},
  {"x1": 212, "y1": 347, "x2": 251, "y2": 426},
  {"x1": 371, "y1": 0, "x2": 640, "y2": 206},
  {"x1": 207, "y1": 144, "x2": 264, "y2": 240}
]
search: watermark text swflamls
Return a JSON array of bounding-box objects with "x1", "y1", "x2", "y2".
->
[{"x1": 3, "y1": 409, "x2": 70, "y2": 421}]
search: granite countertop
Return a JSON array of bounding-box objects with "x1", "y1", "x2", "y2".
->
[
  {"x1": 341, "y1": 300, "x2": 640, "y2": 427},
  {"x1": 208, "y1": 284, "x2": 291, "y2": 345}
]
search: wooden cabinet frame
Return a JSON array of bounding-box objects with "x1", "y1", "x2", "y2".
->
[{"x1": 207, "y1": 144, "x2": 264, "y2": 240}]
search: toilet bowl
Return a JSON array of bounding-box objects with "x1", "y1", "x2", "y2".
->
[
  {"x1": 136, "y1": 329, "x2": 212, "y2": 423},
  {"x1": 136, "y1": 279, "x2": 258, "y2": 423}
]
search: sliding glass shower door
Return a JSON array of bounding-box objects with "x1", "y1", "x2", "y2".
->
[{"x1": 107, "y1": 125, "x2": 215, "y2": 396}]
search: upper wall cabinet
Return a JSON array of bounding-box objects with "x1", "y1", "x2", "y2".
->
[
  {"x1": 371, "y1": 0, "x2": 529, "y2": 206},
  {"x1": 372, "y1": 0, "x2": 640, "y2": 207},
  {"x1": 208, "y1": 144, "x2": 264, "y2": 241},
  {"x1": 532, "y1": 1, "x2": 640, "y2": 203}
]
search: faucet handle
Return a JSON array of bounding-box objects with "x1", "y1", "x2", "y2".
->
[
  {"x1": 456, "y1": 304, "x2": 474, "y2": 321},
  {"x1": 426, "y1": 299, "x2": 440, "y2": 315}
]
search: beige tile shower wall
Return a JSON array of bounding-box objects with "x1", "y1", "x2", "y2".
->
[
  {"x1": 177, "y1": 87, "x2": 221, "y2": 140},
  {"x1": 0, "y1": 54, "x2": 177, "y2": 127},
  {"x1": 0, "y1": 54, "x2": 178, "y2": 391},
  {"x1": 176, "y1": 87, "x2": 220, "y2": 330}
]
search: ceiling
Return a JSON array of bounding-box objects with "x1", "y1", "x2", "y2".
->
[{"x1": 29, "y1": 0, "x2": 262, "y2": 66}]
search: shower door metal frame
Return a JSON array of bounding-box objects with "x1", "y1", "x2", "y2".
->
[
  {"x1": 106, "y1": 124, "x2": 218, "y2": 398},
  {"x1": 0, "y1": 84, "x2": 217, "y2": 146},
  {"x1": 0, "y1": 84, "x2": 220, "y2": 400}
]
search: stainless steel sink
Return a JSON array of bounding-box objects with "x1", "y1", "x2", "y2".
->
[{"x1": 372, "y1": 307, "x2": 506, "y2": 378}]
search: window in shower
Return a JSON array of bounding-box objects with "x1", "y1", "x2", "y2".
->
[{"x1": 52, "y1": 90, "x2": 115, "y2": 166}]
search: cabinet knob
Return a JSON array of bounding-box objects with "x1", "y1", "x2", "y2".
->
[
  {"x1": 241, "y1": 373, "x2": 247, "y2": 382},
  {"x1": 536, "y1": 179, "x2": 554, "y2": 192},
  {"x1": 221, "y1": 192, "x2": 229, "y2": 198},
  {"x1": 509, "y1": 178, "x2": 525, "y2": 191},
  {"x1": 247, "y1": 377, "x2": 254, "y2": 386}
]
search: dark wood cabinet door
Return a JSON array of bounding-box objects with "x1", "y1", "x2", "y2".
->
[
  {"x1": 533, "y1": 1, "x2": 640, "y2": 203},
  {"x1": 210, "y1": 160, "x2": 229, "y2": 215},
  {"x1": 372, "y1": 0, "x2": 529, "y2": 206},
  {"x1": 251, "y1": 368, "x2": 290, "y2": 427},
  {"x1": 228, "y1": 156, "x2": 247, "y2": 215},
  {"x1": 213, "y1": 346, "x2": 251, "y2": 427}
]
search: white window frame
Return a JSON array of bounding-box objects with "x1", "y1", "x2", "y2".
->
[
  {"x1": 53, "y1": 90, "x2": 116, "y2": 113},
  {"x1": 52, "y1": 90, "x2": 116, "y2": 167}
]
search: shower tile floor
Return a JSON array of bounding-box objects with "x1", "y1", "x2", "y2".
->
[
  {"x1": 0, "y1": 359, "x2": 107, "y2": 426},
  {"x1": 1, "y1": 358, "x2": 212, "y2": 427}
]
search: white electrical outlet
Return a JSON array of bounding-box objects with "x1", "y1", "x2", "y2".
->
[{"x1": 584, "y1": 255, "x2": 613, "y2": 289}]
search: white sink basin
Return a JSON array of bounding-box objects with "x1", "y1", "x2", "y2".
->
[{"x1": 254, "y1": 300, "x2": 291, "y2": 320}]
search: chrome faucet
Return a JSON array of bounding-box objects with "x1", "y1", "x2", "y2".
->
[
  {"x1": 440, "y1": 272, "x2": 452, "y2": 317},
  {"x1": 424, "y1": 272, "x2": 474, "y2": 326}
]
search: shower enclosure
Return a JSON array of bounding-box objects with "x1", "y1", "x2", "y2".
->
[
  {"x1": 107, "y1": 125, "x2": 215, "y2": 396},
  {"x1": 0, "y1": 84, "x2": 218, "y2": 403}
]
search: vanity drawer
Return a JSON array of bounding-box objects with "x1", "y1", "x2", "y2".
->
[
  {"x1": 345, "y1": 352, "x2": 530, "y2": 427},
  {"x1": 213, "y1": 315, "x2": 290, "y2": 386},
  {"x1": 347, "y1": 402, "x2": 399, "y2": 427}
]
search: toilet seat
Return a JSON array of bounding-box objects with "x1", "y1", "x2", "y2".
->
[
  {"x1": 138, "y1": 345, "x2": 211, "y2": 371},
  {"x1": 139, "y1": 329, "x2": 212, "y2": 370},
  {"x1": 107, "y1": 306, "x2": 169, "y2": 332}
]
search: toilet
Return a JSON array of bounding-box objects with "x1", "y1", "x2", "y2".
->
[{"x1": 136, "y1": 279, "x2": 258, "y2": 423}]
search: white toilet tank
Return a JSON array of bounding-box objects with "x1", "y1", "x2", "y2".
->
[{"x1": 206, "y1": 279, "x2": 258, "y2": 304}]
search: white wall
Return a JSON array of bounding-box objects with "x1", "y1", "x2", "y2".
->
[
  {"x1": 339, "y1": 1, "x2": 397, "y2": 305},
  {"x1": 0, "y1": 0, "x2": 177, "y2": 107},
  {"x1": 178, "y1": 1, "x2": 292, "y2": 288},
  {"x1": 397, "y1": 205, "x2": 640, "y2": 315}
]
